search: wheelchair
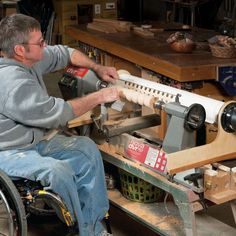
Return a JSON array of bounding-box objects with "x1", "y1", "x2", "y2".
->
[
  {"x1": 0, "y1": 169, "x2": 112, "y2": 236},
  {"x1": 0, "y1": 169, "x2": 74, "y2": 236}
]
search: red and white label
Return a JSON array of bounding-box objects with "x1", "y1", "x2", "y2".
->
[
  {"x1": 65, "y1": 66, "x2": 89, "y2": 78},
  {"x1": 155, "y1": 149, "x2": 167, "y2": 172},
  {"x1": 126, "y1": 139, "x2": 167, "y2": 173}
]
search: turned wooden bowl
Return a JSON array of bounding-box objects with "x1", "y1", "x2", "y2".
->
[{"x1": 170, "y1": 40, "x2": 196, "y2": 53}]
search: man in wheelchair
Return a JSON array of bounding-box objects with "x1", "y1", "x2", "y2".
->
[{"x1": 0, "y1": 13, "x2": 120, "y2": 236}]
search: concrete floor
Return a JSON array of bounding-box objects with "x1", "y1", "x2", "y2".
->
[{"x1": 26, "y1": 205, "x2": 158, "y2": 236}]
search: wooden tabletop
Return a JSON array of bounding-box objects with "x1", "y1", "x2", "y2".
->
[{"x1": 65, "y1": 24, "x2": 236, "y2": 82}]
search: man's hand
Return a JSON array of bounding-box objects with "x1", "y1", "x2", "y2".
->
[
  {"x1": 93, "y1": 65, "x2": 119, "y2": 84},
  {"x1": 70, "y1": 49, "x2": 119, "y2": 83},
  {"x1": 99, "y1": 87, "x2": 120, "y2": 103},
  {"x1": 68, "y1": 87, "x2": 120, "y2": 117}
]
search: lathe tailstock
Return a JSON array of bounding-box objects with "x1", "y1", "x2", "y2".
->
[{"x1": 116, "y1": 71, "x2": 236, "y2": 176}]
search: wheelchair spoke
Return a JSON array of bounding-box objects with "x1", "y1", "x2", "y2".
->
[
  {"x1": 0, "y1": 171, "x2": 27, "y2": 236},
  {"x1": 0, "y1": 190, "x2": 15, "y2": 236}
]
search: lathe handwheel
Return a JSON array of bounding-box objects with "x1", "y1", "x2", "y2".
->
[
  {"x1": 221, "y1": 102, "x2": 236, "y2": 133},
  {"x1": 184, "y1": 104, "x2": 206, "y2": 131}
]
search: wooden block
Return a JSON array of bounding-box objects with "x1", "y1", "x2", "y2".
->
[
  {"x1": 132, "y1": 27, "x2": 154, "y2": 39},
  {"x1": 93, "y1": 18, "x2": 132, "y2": 32},
  {"x1": 203, "y1": 167, "x2": 236, "y2": 204},
  {"x1": 205, "y1": 190, "x2": 236, "y2": 204},
  {"x1": 231, "y1": 167, "x2": 236, "y2": 191},
  {"x1": 68, "y1": 111, "x2": 93, "y2": 128},
  {"x1": 87, "y1": 22, "x2": 117, "y2": 33}
]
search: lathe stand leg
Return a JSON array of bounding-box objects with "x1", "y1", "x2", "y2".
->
[
  {"x1": 175, "y1": 199, "x2": 197, "y2": 236},
  {"x1": 230, "y1": 200, "x2": 236, "y2": 224}
]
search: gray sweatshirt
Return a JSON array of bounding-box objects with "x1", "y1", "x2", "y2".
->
[{"x1": 0, "y1": 45, "x2": 76, "y2": 150}]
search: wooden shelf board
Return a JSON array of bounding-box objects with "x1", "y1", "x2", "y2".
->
[
  {"x1": 108, "y1": 189, "x2": 184, "y2": 235},
  {"x1": 108, "y1": 189, "x2": 236, "y2": 236}
]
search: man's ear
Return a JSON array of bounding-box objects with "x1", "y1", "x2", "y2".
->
[{"x1": 14, "y1": 44, "x2": 25, "y2": 59}]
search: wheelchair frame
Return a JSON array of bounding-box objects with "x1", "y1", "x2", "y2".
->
[
  {"x1": 0, "y1": 170, "x2": 27, "y2": 235},
  {"x1": 0, "y1": 169, "x2": 74, "y2": 236}
]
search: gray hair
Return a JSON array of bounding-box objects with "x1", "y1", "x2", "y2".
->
[{"x1": 0, "y1": 14, "x2": 41, "y2": 57}]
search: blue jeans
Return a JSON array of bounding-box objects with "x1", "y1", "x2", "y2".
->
[{"x1": 0, "y1": 134, "x2": 109, "y2": 236}]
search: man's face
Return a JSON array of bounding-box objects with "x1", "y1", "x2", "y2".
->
[{"x1": 23, "y1": 30, "x2": 46, "y2": 65}]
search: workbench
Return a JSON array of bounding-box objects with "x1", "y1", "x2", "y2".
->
[
  {"x1": 65, "y1": 23, "x2": 236, "y2": 82},
  {"x1": 65, "y1": 24, "x2": 236, "y2": 235}
]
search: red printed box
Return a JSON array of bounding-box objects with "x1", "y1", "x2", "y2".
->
[{"x1": 125, "y1": 139, "x2": 167, "y2": 173}]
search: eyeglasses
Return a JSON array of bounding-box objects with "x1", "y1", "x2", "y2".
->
[{"x1": 22, "y1": 39, "x2": 46, "y2": 48}]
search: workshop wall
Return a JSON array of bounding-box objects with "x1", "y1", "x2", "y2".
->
[
  {"x1": 118, "y1": 0, "x2": 233, "y2": 31},
  {"x1": 14, "y1": 0, "x2": 236, "y2": 45}
]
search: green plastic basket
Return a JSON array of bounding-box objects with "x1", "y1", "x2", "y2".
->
[{"x1": 119, "y1": 169, "x2": 163, "y2": 203}]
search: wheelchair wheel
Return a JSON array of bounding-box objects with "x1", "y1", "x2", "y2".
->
[{"x1": 0, "y1": 170, "x2": 27, "y2": 236}]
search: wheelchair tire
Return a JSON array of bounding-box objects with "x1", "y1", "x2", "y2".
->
[{"x1": 0, "y1": 170, "x2": 27, "y2": 236}]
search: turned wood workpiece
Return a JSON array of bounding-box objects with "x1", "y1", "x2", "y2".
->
[
  {"x1": 68, "y1": 111, "x2": 93, "y2": 128},
  {"x1": 167, "y1": 101, "x2": 236, "y2": 174},
  {"x1": 115, "y1": 70, "x2": 156, "y2": 109},
  {"x1": 117, "y1": 87, "x2": 156, "y2": 109}
]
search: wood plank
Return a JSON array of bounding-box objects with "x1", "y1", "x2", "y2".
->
[
  {"x1": 108, "y1": 189, "x2": 236, "y2": 235},
  {"x1": 206, "y1": 190, "x2": 236, "y2": 205},
  {"x1": 87, "y1": 22, "x2": 117, "y2": 34},
  {"x1": 167, "y1": 101, "x2": 236, "y2": 174},
  {"x1": 132, "y1": 27, "x2": 155, "y2": 38},
  {"x1": 68, "y1": 111, "x2": 93, "y2": 128},
  {"x1": 93, "y1": 18, "x2": 132, "y2": 32},
  {"x1": 108, "y1": 189, "x2": 185, "y2": 235}
]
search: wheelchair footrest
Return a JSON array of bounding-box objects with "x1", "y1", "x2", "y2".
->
[{"x1": 34, "y1": 190, "x2": 75, "y2": 227}]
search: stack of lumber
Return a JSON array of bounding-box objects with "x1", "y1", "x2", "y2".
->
[
  {"x1": 132, "y1": 25, "x2": 155, "y2": 39},
  {"x1": 87, "y1": 18, "x2": 132, "y2": 33}
]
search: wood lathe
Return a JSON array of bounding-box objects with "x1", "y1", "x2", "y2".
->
[{"x1": 59, "y1": 66, "x2": 236, "y2": 208}]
